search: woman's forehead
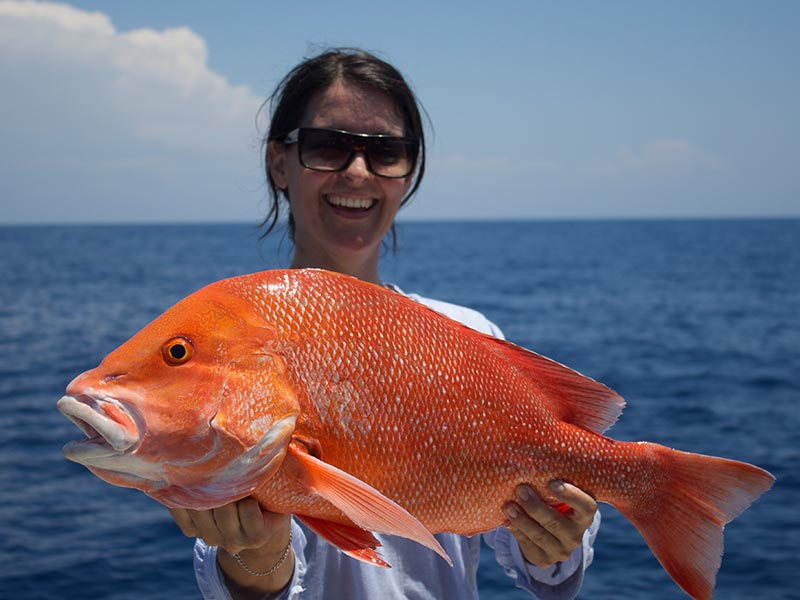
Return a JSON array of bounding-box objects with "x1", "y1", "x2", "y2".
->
[{"x1": 301, "y1": 81, "x2": 405, "y2": 136}]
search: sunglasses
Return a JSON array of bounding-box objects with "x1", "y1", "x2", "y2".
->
[{"x1": 282, "y1": 128, "x2": 418, "y2": 179}]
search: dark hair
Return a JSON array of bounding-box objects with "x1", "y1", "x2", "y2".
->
[{"x1": 258, "y1": 48, "x2": 427, "y2": 243}]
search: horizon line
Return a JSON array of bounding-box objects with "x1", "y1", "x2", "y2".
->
[{"x1": 2, "y1": 214, "x2": 799, "y2": 228}]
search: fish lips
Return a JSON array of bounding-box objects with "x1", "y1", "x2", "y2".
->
[{"x1": 58, "y1": 394, "x2": 142, "y2": 461}]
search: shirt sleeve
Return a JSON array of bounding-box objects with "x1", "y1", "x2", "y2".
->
[
  {"x1": 193, "y1": 519, "x2": 308, "y2": 600},
  {"x1": 482, "y1": 509, "x2": 600, "y2": 600}
]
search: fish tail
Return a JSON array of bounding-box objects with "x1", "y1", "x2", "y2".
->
[{"x1": 613, "y1": 443, "x2": 773, "y2": 600}]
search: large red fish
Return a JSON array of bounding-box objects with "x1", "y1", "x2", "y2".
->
[{"x1": 58, "y1": 269, "x2": 773, "y2": 600}]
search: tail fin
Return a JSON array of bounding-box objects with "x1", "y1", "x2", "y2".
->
[{"x1": 615, "y1": 444, "x2": 774, "y2": 600}]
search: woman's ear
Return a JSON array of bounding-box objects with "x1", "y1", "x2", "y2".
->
[{"x1": 267, "y1": 140, "x2": 288, "y2": 190}]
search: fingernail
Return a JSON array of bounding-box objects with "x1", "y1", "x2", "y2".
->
[
  {"x1": 550, "y1": 480, "x2": 565, "y2": 493},
  {"x1": 516, "y1": 486, "x2": 531, "y2": 501},
  {"x1": 504, "y1": 504, "x2": 519, "y2": 519}
]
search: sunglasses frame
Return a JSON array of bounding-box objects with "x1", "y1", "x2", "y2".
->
[{"x1": 282, "y1": 127, "x2": 418, "y2": 179}]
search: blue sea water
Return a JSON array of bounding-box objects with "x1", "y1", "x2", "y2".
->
[{"x1": 0, "y1": 220, "x2": 797, "y2": 600}]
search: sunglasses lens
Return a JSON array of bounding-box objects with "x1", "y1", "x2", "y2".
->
[
  {"x1": 300, "y1": 130, "x2": 353, "y2": 171},
  {"x1": 299, "y1": 129, "x2": 415, "y2": 178},
  {"x1": 369, "y1": 139, "x2": 413, "y2": 177}
]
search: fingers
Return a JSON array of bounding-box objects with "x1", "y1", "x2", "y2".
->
[
  {"x1": 549, "y1": 481, "x2": 597, "y2": 527},
  {"x1": 236, "y1": 498, "x2": 269, "y2": 545},
  {"x1": 504, "y1": 486, "x2": 571, "y2": 565},
  {"x1": 167, "y1": 498, "x2": 289, "y2": 555},
  {"x1": 504, "y1": 481, "x2": 597, "y2": 568},
  {"x1": 214, "y1": 501, "x2": 249, "y2": 545},
  {"x1": 168, "y1": 507, "x2": 198, "y2": 538}
]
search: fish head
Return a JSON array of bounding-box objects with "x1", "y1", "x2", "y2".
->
[{"x1": 58, "y1": 278, "x2": 301, "y2": 509}]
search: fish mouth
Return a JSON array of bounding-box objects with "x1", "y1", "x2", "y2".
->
[{"x1": 58, "y1": 394, "x2": 142, "y2": 461}]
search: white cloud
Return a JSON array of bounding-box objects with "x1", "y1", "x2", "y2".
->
[
  {"x1": 0, "y1": 0, "x2": 113, "y2": 34},
  {"x1": 0, "y1": 1, "x2": 268, "y2": 224},
  {"x1": 0, "y1": 1, "x2": 262, "y2": 151},
  {"x1": 431, "y1": 154, "x2": 560, "y2": 176},
  {"x1": 589, "y1": 139, "x2": 722, "y2": 178}
]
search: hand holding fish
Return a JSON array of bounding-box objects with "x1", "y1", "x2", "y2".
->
[
  {"x1": 504, "y1": 481, "x2": 597, "y2": 568},
  {"x1": 169, "y1": 499, "x2": 294, "y2": 596},
  {"x1": 169, "y1": 498, "x2": 288, "y2": 555}
]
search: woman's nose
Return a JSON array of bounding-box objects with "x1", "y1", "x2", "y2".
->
[{"x1": 343, "y1": 152, "x2": 371, "y2": 180}]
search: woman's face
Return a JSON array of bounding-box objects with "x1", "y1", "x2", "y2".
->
[{"x1": 268, "y1": 81, "x2": 413, "y2": 273}]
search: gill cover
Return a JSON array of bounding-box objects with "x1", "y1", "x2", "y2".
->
[{"x1": 152, "y1": 347, "x2": 302, "y2": 510}]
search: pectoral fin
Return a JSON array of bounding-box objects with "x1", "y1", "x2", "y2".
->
[{"x1": 287, "y1": 442, "x2": 452, "y2": 566}]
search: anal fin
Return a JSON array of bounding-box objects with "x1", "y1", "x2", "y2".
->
[{"x1": 297, "y1": 514, "x2": 389, "y2": 568}]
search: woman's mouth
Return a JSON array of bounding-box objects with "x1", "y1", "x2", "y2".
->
[{"x1": 325, "y1": 194, "x2": 376, "y2": 211}]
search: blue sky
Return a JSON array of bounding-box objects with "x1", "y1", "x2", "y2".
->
[{"x1": 1, "y1": 0, "x2": 798, "y2": 224}]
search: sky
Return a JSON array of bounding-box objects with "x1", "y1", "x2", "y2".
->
[{"x1": 1, "y1": 0, "x2": 798, "y2": 224}]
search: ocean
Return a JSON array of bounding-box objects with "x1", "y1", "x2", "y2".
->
[{"x1": 0, "y1": 220, "x2": 797, "y2": 599}]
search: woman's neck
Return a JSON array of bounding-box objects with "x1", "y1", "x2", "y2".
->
[{"x1": 290, "y1": 247, "x2": 382, "y2": 285}]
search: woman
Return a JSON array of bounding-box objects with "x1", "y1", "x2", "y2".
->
[{"x1": 169, "y1": 48, "x2": 600, "y2": 600}]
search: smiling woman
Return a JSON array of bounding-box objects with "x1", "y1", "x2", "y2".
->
[
  {"x1": 162, "y1": 48, "x2": 603, "y2": 600},
  {"x1": 258, "y1": 49, "x2": 428, "y2": 275},
  {"x1": 266, "y1": 80, "x2": 415, "y2": 282}
]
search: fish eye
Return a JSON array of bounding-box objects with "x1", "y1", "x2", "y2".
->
[{"x1": 162, "y1": 337, "x2": 194, "y2": 366}]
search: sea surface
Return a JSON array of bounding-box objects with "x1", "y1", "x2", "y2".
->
[{"x1": 0, "y1": 220, "x2": 797, "y2": 600}]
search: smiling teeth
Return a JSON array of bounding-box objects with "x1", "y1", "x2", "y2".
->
[{"x1": 327, "y1": 195, "x2": 374, "y2": 209}]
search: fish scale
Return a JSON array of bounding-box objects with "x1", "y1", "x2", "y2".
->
[
  {"x1": 241, "y1": 273, "x2": 641, "y2": 532},
  {"x1": 58, "y1": 268, "x2": 774, "y2": 600}
]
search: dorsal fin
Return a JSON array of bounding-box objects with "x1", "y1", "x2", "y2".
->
[
  {"x1": 403, "y1": 295, "x2": 626, "y2": 435},
  {"x1": 485, "y1": 335, "x2": 625, "y2": 433}
]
